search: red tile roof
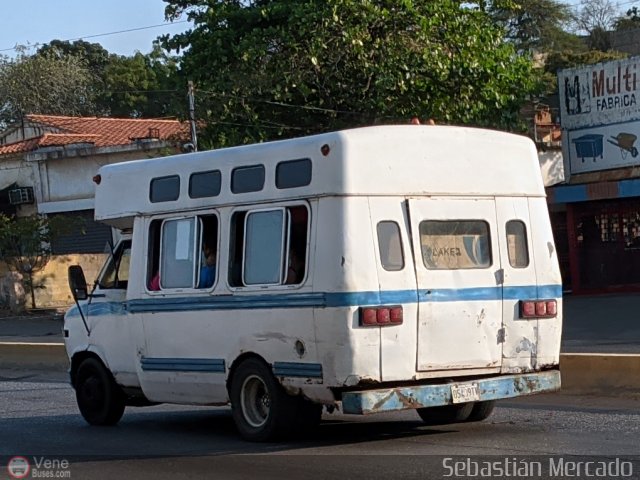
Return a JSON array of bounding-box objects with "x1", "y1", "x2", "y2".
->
[{"x1": 0, "y1": 114, "x2": 188, "y2": 156}]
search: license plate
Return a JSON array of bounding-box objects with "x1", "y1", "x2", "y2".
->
[{"x1": 451, "y1": 383, "x2": 480, "y2": 404}]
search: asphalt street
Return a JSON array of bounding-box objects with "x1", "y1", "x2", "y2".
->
[{"x1": 1, "y1": 375, "x2": 640, "y2": 479}]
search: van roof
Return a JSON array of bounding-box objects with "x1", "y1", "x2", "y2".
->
[{"x1": 94, "y1": 125, "x2": 544, "y2": 228}]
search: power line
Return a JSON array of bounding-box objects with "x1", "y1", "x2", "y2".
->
[{"x1": 0, "y1": 20, "x2": 190, "y2": 53}]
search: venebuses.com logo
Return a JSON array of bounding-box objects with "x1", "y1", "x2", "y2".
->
[
  {"x1": 6, "y1": 456, "x2": 71, "y2": 478},
  {"x1": 7, "y1": 457, "x2": 30, "y2": 479}
]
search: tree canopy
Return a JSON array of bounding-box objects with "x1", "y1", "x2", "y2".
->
[
  {"x1": 163, "y1": 0, "x2": 540, "y2": 147},
  {"x1": 0, "y1": 49, "x2": 98, "y2": 127}
]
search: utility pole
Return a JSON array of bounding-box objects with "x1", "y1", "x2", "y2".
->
[{"x1": 188, "y1": 80, "x2": 198, "y2": 152}]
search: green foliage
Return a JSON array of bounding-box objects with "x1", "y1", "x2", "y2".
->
[
  {"x1": 0, "y1": 214, "x2": 77, "y2": 308},
  {"x1": 35, "y1": 40, "x2": 185, "y2": 119},
  {"x1": 163, "y1": 0, "x2": 541, "y2": 146},
  {"x1": 0, "y1": 48, "x2": 98, "y2": 127},
  {"x1": 101, "y1": 44, "x2": 184, "y2": 118},
  {"x1": 541, "y1": 49, "x2": 627, "y2": 95},
  {"x1": 487, "y1": 0, "x2": 578, "y2": 53},
  {"x1": 614, "y1": 7, "x2": 640, "y2": 31}
]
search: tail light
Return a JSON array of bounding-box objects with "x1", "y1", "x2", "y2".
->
[
  {"x1": 519, "y1": 299, "x2": 558, "y2": 319},
  {"x1": 360, "y1": 306, "x2": 403, "y2": 326}
]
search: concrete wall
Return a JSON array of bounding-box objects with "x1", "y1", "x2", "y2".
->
[
  {"x1": 34, "y1": 148, "x2": 175, "y2": 204},
  {"x1": 0, "y1": 253, "x2": 108, "y2": 309}
]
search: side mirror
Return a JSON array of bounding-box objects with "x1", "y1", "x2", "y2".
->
[{"x1": 68, "y1": 265, "x2": 88, "y2": 301}]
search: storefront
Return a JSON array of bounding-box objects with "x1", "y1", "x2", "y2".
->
[{"x1": 548, "y1": 178, "x2": 640, "y2": 293}]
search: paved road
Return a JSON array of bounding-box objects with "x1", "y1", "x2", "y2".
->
[{"x1": 2, "y1": 376, "x2": 640, "y2": 479}]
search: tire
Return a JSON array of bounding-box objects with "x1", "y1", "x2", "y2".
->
[
  {"x1": 297, "y1": 397, "x2": 323, "y2": 430},
  {"x1": 230, "y1": 358, "x2": 300, "y2": 442},
  {"x1": 75, "y1": 357, "x2": 125, "y2": 426},
  {"x1": 466, "y1": 400, "x2": 496, "y2": 422},
  {"x1": 416, "y1": 403, "x2": 474, "y2": 426}
]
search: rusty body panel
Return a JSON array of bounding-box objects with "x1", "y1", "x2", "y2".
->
[{"x1": 341, "y1": 370, "x2": 561, "y2": 415}]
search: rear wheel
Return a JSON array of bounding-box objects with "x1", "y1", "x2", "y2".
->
[
  {"x1": 230, "y1": 358, "x2": 300, "y2": 442},
  {"x1": 416, "y1": 403, "x2": 474, "y2": 426},
  {"x1": 466, "y1": 401, "x2": 496, "y2": 422},
  {"x1": 75, "y1": 357, "x2": 125, "y2": 426}
]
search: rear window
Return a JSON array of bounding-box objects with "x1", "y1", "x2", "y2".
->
[
  {"x1": 506, "y1": 220, "x2": 529, "y2": 268},
  {"x1": 377, "y1": 221, "x2": 404, "y2": 271},
  {"x1": 419, "y1": 220, "x2": 491, "y2": 270}
]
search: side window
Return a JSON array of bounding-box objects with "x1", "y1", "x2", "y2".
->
[
  {"x1": 276, "y1": 158, "x2": 312, "y2": 189},
  {"x1": 231, "y1": 165, "x2": 265, "y2": 194},
  {"x1": 377, "y1": 221, "x2": 404, "y2": 271},
  {"x1": 150, "y1": 175, "x2": 180, "y2": 203},
  {"x1": 189, "y1": 170, "x2": 221, "y2": 199},
  {"x1": 161, "y1": 218, "x2": 197, "y2": 289},
  {"x1": 419, "y1": 220, "x2": 491, "y2": 270},
  {"x1": 98, "y1": 241, "x2": 132, "y2": 289},
  {"x1": 244, "y1": 210, "x2": 285, "y2": 285},
  {"x1": 506, "y1": 220, "x2": 529, "y2": 268},
  {"x1": 229, "y1": 205, "x2": 308, "y2": 287},
  {"x1": 147, "y1": 215, "x2": 219, "y2": 291}
]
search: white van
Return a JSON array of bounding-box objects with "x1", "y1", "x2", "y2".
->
[{"x1": 64, "y1": 125, "x2": 562, "y2": 441}]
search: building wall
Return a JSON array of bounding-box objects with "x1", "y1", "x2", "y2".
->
[
  {"x1": 0, "y1": 254, "x2": 108, "y2": 309},
  {"x1": 33, "y1": 147, "x2": 176, "y2": 205}
]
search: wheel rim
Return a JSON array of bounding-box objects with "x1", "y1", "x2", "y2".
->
[{"x1": 240, "y1": 374, "x2": 270, "y2": 428}]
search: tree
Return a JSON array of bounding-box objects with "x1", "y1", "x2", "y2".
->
[
  {"x1": 0, "y1": 48, "x2": 97, "y2": 127},
  {"x1": 487, "y1": 0, "x2": 582, "y2": 54},
  {"x1": 576, "y1": 0, "x2": 620, "y2": 50},
  {"x1": 102, "y1": 44, "x2": 184, "y2": 118},
  {"x1": 162, "y1": 0, "x2": 540, "y2": 147},
  {"x1": 613, "y1": 7, "x2": 640, "y2": 31},
  {"x1": 0, "y1": 214, "x2": 73, "y2": 309},
  {"x1": 36, "y1": 40, "x2": 185, "y2": 119}
]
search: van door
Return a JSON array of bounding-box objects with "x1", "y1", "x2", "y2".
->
[
  {"x1": 408, "y1": 198, "x2": 503, "y2": 372},
  {"x1": 368, "y1": 198, "x2": 419, "y2": 381},
  {"x1": 496, "y1": 197, "x2": 543, "y2": 372}
]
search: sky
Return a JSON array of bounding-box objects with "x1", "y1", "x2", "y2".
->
[{"x1": 0, "y1": 0, "x2": 190, "y2": 58}]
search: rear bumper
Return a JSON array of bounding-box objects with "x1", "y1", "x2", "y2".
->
[{"x1": 341, "y1": 369, "x2": 560, "y2": 415}]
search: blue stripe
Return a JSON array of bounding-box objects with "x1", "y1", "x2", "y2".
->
[
  {"x1": 273, "y1": 362, "x2": 323, "y2": 378},
  {"x1": 68, "y1": 284, "x2": 562, "y2": 316},
  {"x1": 140, "y1": 357, "x2": 225, "y2": 373}
]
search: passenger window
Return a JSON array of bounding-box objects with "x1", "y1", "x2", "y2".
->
[
  {"x1": 150, "y1": 175, "x2": 180, "y2": 203},
  {"x1": 229, "y1": 205, "x2": 308, "y2": 287},
  {"x1": 506, "y1": 220, "x2": 529, "y2": 268},
  {"x1": 99, "y1": 241, "x2": 132, "y2": 289},
  {"x1": 231, "y1": 165, "x2": 265, "y2": 193},
  {"x1": 419, "y1": 220, "x2": 491, "y2": 270},
  {"x1": 377, "y1": 221, "x2": 404, "y2": 271},
  {"x1": 189, "y1": 170, "x2": 221, "y2": 198},
  {"x1": 276, "y1": 158, "x2": 312, "y2": 189},
  {"x1": 244, "y1": 210, "x2": 285, "y2": 285},
  {"x1": 147, "y1": 215, "x2": 219, "y2": 291}
]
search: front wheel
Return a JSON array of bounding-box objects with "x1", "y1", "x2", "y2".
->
[
  {"x1": 230, "y1": 358, "x2": 299, "y2": 441},
  {"x1": 75, "y1": 357, "x2": 125, "y2": 426},
  {"x1": 416, "y1": 403, "x2": 473, "y2": 426}
]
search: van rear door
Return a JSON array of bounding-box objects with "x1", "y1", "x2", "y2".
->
[{"x1": 408, "y1": 198, "x2": 503, "y2": 372}]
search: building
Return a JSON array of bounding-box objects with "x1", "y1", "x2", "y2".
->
[
  {"x1": 0, "y1": 114, "x2": 189, "y2": 307},
  {"x1": 548, "y1": 56, "x2": 640, "y2": 293}
]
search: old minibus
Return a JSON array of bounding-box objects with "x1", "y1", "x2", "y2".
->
[{"x1": 64, "y1": 125, "x2": 562, "y2": 441}]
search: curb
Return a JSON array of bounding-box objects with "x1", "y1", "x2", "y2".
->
[
  {"x1": 1, "y1": 343, "x2": 639, "y2": 395},
  {"x1": 0, "y1": 342, "x2": 68, "y2": 371},
  {"x1": 559, "y1": 353, "x2": 640, "y2": 395}
]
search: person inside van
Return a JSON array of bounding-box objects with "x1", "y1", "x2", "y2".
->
[
  {"x1": 286, "y1": 249, "x2": 303, "y2": 284},
  {"x1": 198, "y1": 242, "x2": 217, "y2": 288}
]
